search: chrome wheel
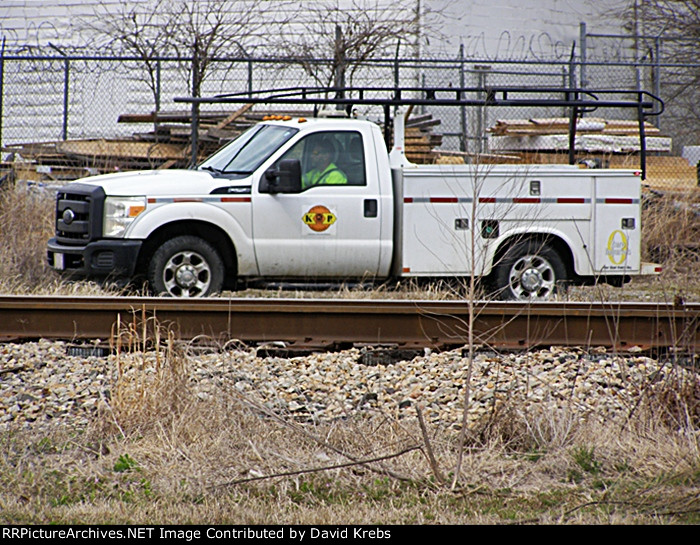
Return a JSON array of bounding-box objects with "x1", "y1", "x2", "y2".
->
[
  {"x1": 148, "y1": 235, "x2": 224, "y2": 297},
  {"x1": 495, "y1": 240, "x2": 567, "y2": 301},
  {"x1": 507, "y1": 254, "x2": 556, "y2": 300},
  {"x1": 162, "y1": 249, "x2": 211, "y2": 297}
]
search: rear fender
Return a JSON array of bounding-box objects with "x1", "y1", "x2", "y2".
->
[{"x1": 483, "y1": 227, "x2": 585, "y2": 277}]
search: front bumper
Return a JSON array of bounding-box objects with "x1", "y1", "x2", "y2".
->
[{"x1": 47, "y1": 238, "x2": 143, "y2": 278}]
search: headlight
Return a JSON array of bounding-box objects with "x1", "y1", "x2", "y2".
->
[{"x1": 103, "y1": 196, "x2": 147, "y2": 238}]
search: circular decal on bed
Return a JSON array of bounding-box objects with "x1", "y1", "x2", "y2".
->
[
  {"x1": 302, "y1": 205, "x2": 337, "y2": 232},
  {"x1": 606, "y1": 229, "x2": 629, "y2": 265}
]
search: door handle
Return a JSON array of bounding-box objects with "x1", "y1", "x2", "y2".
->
[{"x1": 364, "y1": 199, "x2": 378, "y2": 218}]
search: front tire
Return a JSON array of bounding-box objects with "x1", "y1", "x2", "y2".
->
[
  {"x1": 148, "y1": 235, "x2": 224, "y2": 297},
  {"x1": 493, "y1": 240, "x2": 567, "y2": 301}
]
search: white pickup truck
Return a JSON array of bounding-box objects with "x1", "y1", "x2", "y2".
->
[{"x1": 47, "y1": 101, "x2": 659, "y2": 299}]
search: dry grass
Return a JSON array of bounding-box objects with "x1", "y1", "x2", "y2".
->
[
  {"x1": 640, "y1": 190, "x2": 700, "y2": 303},
  {"x1": 0, "y1": 328, "x2": 699, "y2": 525},
  {"x1": 642, "y1": 191, "x2": 700, "y2": 272},
  {"x1": 0, "y1": 182, "x2": 56, "y2": 289},
  {"x1": 0, "y1": 182, "x2": 127, "y2": 296}
]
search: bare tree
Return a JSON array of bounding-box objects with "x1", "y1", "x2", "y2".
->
[
  {"x1": 80, "y1": 0, "x2": 278, "y2": 101},
  {"x1": 78, "y1": 0, "x2": 178, "y2": 110},
  {"x1": 618, "y1": 0, "x2": 700, "y2": 148},
  {"x1": 279, "y1": 0, "x2": 440, "y2": 88},
  {"x1": 79, "y1": 0, "x2": 290, "y2": 162},
  {"x1": 165, "y1": 0, "x2": 276, "y2": 98},
  {"x1": 622, "y1": 0, "x2": 700, "y2": 62}
]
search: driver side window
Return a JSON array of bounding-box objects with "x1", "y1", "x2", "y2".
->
[{"x1": 277, "y1": 131, "x2": 366, "y2": 190}]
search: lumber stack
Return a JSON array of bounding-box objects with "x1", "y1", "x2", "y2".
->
[
  {"x1": 488, "y1": 117, "x2": 672, "y2": 154},
  {"x1": 118, "y1": 104, "x2": 315, "y2": 157},
  {"x1": 2, "y1": 106, "x2": 445, "y2": 182},
  {"x1": 482, "y1": 117, "x2": 699, "y2": 191},
  {"x1": 488, "y1": 117, "x2": 661, "y2": 136},
  {"x1": 403, "y1": 113, "x2": 443, "y2": 164}
]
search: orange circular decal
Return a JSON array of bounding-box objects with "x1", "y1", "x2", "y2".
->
[{"x1": 303, "y1": 205, "x2": 337, "y2": 232}]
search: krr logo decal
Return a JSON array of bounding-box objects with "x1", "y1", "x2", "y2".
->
[
  {"x1": 606, "y1": 230, "x2": 629, "y2": 265},
  {"x1": 303, "y1": 205, "x2": 337, "y2": 232}
]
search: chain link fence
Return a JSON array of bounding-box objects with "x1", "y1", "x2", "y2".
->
[{"x1": 1, "y1": 52, "x2": 698, "y2": 191}]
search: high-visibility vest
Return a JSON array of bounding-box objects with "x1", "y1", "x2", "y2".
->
[{"x1": 302, "y1": 163, "x2": 347, "y2": 188}]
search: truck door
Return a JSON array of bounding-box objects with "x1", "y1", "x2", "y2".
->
[
  {"x1": 593, "y1": 174, "x2": 642, "y2": 274},
  {"x1": 252, "y1": 130, "x2": 383, "y2": 278}
]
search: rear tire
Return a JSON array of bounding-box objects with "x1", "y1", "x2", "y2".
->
[
  {"x1": 148, "y1": 235, "x2": 224, "y2": 297},
  {"x1": 493, "y1": 240, "x2": 567, "y2": 301}
]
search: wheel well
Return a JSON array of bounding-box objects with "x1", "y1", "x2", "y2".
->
[
  {"x1": 136, "y1": 221, "x2": 237, "y2": 281},
  {"x1": 492, "y1": 234, "x2": 575, "y2": 278}
]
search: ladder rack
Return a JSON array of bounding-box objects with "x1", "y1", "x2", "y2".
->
[{"x1": 175, "y1": 86, "x2": 665, "y2": 178}]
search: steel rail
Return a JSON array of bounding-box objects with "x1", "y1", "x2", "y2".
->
[{"x1": 1, "y1": 296, "x2": 698, "y2": 352}]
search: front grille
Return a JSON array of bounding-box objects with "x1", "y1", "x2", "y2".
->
[{"x1": 54, "y1": 183, "x2": 105, "y2": 245}]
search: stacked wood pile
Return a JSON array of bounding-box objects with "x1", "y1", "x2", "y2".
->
[
  {"x1": 1, "y1": 105, "x2": 445, "y2": 183},
  {"x1": 484, "y1": 117, "x2": 697, "y2": 191},
  {"x1": 402, "y1": 113, "x2": 443, "y2": 164},
  {"x1": 487, "y1": 117, "x2": 671, "y2": 153},
  {"x1": 2, "y1": 104, "x2": 298, "y2": 181},
  {"x1": 488, "y1": 117, "x2": 661, "y2": 136},
  {"x1": 116, "y1": 104, "x2": 314, "y2": 161}
]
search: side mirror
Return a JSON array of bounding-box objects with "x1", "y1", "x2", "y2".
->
[{"x1": 261, "y1": 159, "x2": 302, "y2": 194}]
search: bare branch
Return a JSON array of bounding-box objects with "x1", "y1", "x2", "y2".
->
[
  {"x1": 209, "y1": 445, "x2": 421, "y2": 489},
  {"x1": 278, "y1": 0, "x2": 440, "y2": 87},
  {"x1": 77, "y1": 0, "x2": 286, "y2": 99},
  {"x1": 416, "y1": 406, "x2": 447, "y2": 485}
]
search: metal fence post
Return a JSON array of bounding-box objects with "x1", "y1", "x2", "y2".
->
[
  {"x1": 653, "y1": 36, "x2": 661, "y2": 129},
  {"x1": 190, "y1": 55, "x2": 199, "y2": 166},
  {"x1": 459, "y1": 44, "x2": 467, "y2": 153},
  {"x1": 0, "y1": 37, "x2": 5, "y2": 151},
  {"x1": 50, "y1": 44, "x2": 70, "y2": 141},
  {"x1": 156, "y1": 59, "x2": 161, "y2": 113},
  {"x1": 474, "y1": 64, "x2": 491, "y2": 154},
  {"x1": 579, "y1": 21, "x2": 587, "y2": 88},
  {"x1": 248, "y1": 59, "x2": 253, "y2": 97},
  {"x1": 190, "y1": 99, "x2": 199, "y2": 167},
  {"x1": 394, "y1": 44, "x2": 400, "y2": 88},
  {"x1": 62, "y1": 57, "x2": 69, "y2": 140}
]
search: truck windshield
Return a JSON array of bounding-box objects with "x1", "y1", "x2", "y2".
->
[{"x1": 198, "y1": 124, "x2": 298, "y2": 176}]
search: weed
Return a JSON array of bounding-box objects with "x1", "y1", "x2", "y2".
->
[
  {"x1": 113, "y1": 454, "x2": 139, "y2": 473},
  {"x1": 614, "y1": 460, "x2": 633, "y2": 473},
  {"x1": 525, "y1": 449, "x2": 546, "y2": 462},
  {"x1": 0, "y1": 183, "x2": 54, "y2": 289},
  {"x1": 361, "y1": 477, "x2": 394, "y2": 501},
  {"x1": 643, "y1": 191, "x2": 700, "y2": 276},
  {"x1": 288, "y1": 478, "x2": 348, "y2": 506},
  {"x1": 592, "y1": 478, "x2": 614, "y2": 491},
  {"x1": 567, "y1": 468, "x2": 584, "y2": 484},
  {"x1": 535, "y1": 489, "x2": 571, "y2": 508},
  {"x1": 572, "y1": 446, "x2": 601, "y2": 475}
]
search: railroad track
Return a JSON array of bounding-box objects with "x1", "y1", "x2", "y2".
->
[{"x1": 1, "y1": 295, "x2": 699, "y2": 354}]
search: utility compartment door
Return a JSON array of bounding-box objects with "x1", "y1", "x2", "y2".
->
[
  {"x1": 252, "y1": 130, "x2": 383, "y2": 278},
  {"x1": 401, "y1": 171, "x2": 477, "y2": 276},
  {"x1": 592, "y1": 174, "x2": 642, "y2": 274}
]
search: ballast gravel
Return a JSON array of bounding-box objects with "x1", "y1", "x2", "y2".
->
[{"x1": 1, "y1": 339, "x2": 698, "y2": 433}]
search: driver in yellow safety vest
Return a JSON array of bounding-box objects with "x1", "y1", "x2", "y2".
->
[{"x1": 302, "y1": 140, "x2": 348, "y2": 189}]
